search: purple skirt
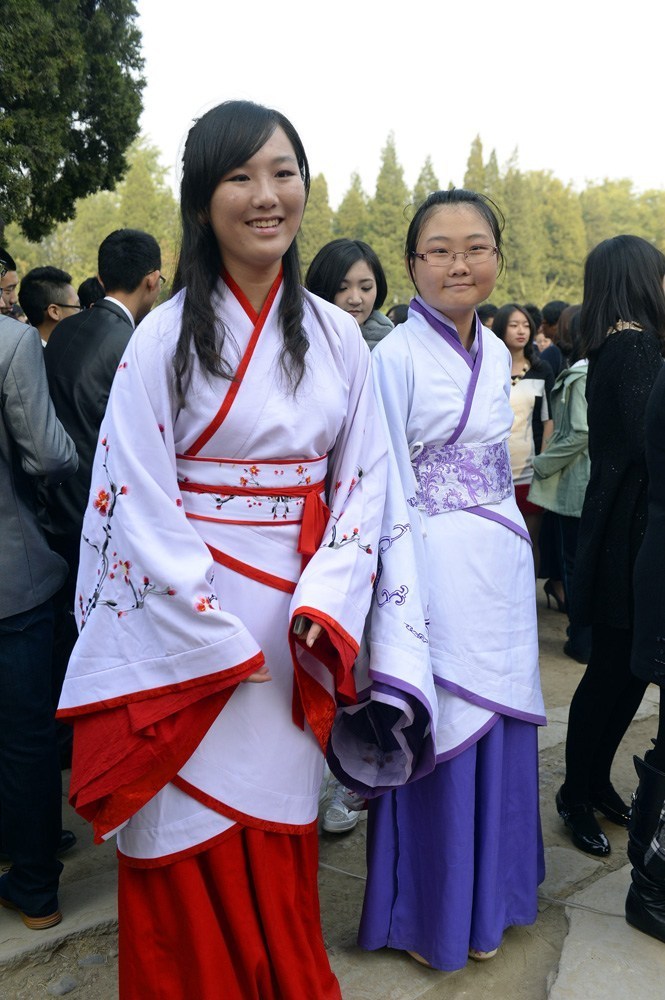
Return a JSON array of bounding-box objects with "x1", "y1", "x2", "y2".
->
[{"x1": 358, "y1": 715, "x2": 544, "y2": 971}]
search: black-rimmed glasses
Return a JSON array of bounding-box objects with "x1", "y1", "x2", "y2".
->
[
  {"x1": 53, "y1": 302, "x2": 83, "y2": 311},
  {"x1": 411, "y1": 245, "x2": 498, "y2": 267}
]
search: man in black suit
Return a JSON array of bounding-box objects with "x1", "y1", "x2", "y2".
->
[{"x1": 43, "y1": 229, "x2": 162, "y2": 748}]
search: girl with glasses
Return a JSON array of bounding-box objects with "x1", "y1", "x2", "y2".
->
[{"x1": 329, "y1": 189, "x2": 545, "y2": 970}]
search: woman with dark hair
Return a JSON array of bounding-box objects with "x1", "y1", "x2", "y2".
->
[
  {"x1": 328, "y1": 189, "x2": 545, "y2": 970},
  {"x1": 556, "y1": 235, "x2": 665, "y2": 859},
  {"x1": 529, "y1": 307, "x2": 592, "y2": 663},
  {"x1": 305, "y1": 238, "x2": 393, "y2": 351},
  {"x1": 493, "y1": 303, "x2": 554, "y2": 574},
  {"x1": 56, "y1": 100, "x2": 387, "y2": 999}
]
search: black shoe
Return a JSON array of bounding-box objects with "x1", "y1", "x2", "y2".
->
[
  {"x1": 563, "y1": 641, "x2": 589, "y2": 665},
  {"x1": 556, "y1": 787, "x2": 610, "y2": 856},
  {"x1": 591, "y1": 785, "x2": 631, "y2": 827}
]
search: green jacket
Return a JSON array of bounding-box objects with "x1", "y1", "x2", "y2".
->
[{"x1": 528, "y1": 360, "x2": 590, "y2": 517}]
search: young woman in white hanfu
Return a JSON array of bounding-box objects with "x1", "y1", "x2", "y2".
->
[
  {"x1": 330, "y1": 189, "x2": 546, "y2": 971},
  {"x1": 56, "y1": 101, "x2": 388, "y2": 1000}
]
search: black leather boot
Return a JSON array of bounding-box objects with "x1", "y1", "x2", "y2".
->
[{"x1": 625, "y1": 754, "x2": 665, "y2": 943}]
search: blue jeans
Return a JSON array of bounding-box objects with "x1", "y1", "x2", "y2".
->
[{"x1": 0, "y1": 600, "x2": 62, "y2": 914}]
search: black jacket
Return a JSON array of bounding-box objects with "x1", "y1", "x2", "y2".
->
[
  {"x1": 571, "y1": 328, "x2": 663, "y2": 629},
  {"x1": 42, "y1": 298, "x2": 134, "y2": 550},
  {"x1": 631, "y1": 364, "x2": 665, "y2": 684}
]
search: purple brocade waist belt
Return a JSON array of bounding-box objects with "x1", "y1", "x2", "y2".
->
[{"x1": 411, "y1": 440, "x2": 513, "y2": 515}]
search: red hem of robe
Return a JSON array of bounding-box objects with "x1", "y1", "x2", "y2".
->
[
  {"x1": 171, "y1": 774, "x2": 319, "y2": 836},
  {"x1": 65, "y1": 653, "x2": 264, "y2": 841}
]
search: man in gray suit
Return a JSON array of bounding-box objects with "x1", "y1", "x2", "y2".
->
[{"x1": 0, "y1": 268, "x2": 78, "y2": 929}]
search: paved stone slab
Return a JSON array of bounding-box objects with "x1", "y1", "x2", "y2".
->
[
  {"x1": 548, "y1": 864, "x2": 664, "y2": 999},
  {"x1": 0, "y1": 871, "x2": 117, "y2": 968},
  {"x1": 540, "y1": 846, "x2": 602, "y2": 899}
]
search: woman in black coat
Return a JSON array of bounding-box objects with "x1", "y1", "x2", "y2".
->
[
  {"x1": 626, "y1": 361, "x2": 665, "y2": 943},
  {"x1": 557, "y1": 236, "x2": 665, "y2": 859}
]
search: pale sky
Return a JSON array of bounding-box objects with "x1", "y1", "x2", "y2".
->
[{"x1": 135, "y1": 0, "x2": 663, "y2": 208}]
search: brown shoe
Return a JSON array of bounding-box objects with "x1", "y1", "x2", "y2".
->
[{"x1": 0, "y1": 894, "x2": 62, "y2": 930}]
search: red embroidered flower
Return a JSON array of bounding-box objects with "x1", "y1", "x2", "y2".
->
[
  {"x1": 239, "y1": 476, "x2": 248, "y2": 487},
  {"x1": 119, "y1": 485, "x2": 128, "y2": 495},
  {"x1": 296, "y1": 465, "x2": 304, "y2": 475},
  {"x1": 196, "y1": 596, "x2": 214, "y2": 612},
  {"x1": 93, "y1": 489, "x2": 111, "y2": 515},
  {"x1": 249, "y1": 465, "x2": 259, "y2": 476},
  {"x1": 118, "y1": 559, "x2": 132, "y2": 580},
  {"x1": 305, "y1": 476, "x2": 311, "y2": 484},
  {"x1": 167, "y1": 588, "x2": 177, "y2": 596}
]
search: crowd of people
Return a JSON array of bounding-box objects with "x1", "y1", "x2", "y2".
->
[{"x1": 1, "y1": 99, "x2": 664, "y2": 998}]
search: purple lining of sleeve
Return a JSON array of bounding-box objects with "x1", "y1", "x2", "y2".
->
[
  {"x1": 435, "y1": 713, "x2": 501, "y2": 762},
  {"x1": 464, "y1": 504, "x2": 532, "y2": 544},
  {"x1": 433, "y1": 675, "x2": 547, "y2": 726},
  {"x1": 369, "y1": 672, "x2": 435, "y2": 718}
]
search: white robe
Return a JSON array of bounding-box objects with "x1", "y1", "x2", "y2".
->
[
  {"x1": 329, "y1": 299, "x2": 545, "y2": 794},
  {"x1": 58, "y1": 276, "x2": 387, "y2": 862}
]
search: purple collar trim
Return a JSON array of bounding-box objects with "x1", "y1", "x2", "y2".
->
[{"x1": 411, "y1": 298, "x2": 483, "y2": 445}]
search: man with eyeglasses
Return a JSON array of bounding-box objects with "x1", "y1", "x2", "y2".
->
[
  {"x1": 42, "y1": 229, "x2": 162, "y2": 764},
  {"x1": 18, "y1": 267, "x2": 81, "y2": 347},
  {"x1": 0, "y1": 247, "x2": 20, "y2": 319}
]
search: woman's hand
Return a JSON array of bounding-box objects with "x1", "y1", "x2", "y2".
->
[
  {"x1": 305, "y1": 622, "x2": 324, "y2": 648},
  {"x1": 242, "y1": 664, "x2": 272, "y2": 683}
]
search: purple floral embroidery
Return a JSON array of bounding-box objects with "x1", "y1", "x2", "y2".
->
[
  {"x1": 374, "y1": 523, "x2": 411, "y2": 608},
  {"x1": 413, "y1": 441, "x2": 512, "y2": 515}
]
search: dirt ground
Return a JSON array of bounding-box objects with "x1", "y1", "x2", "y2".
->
[{"x1": 0, "y1": 594, "x2": 657, "y2": 999}]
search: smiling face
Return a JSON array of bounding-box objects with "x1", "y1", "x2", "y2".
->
[
  {"x1": 208, "y1": 126, "x2": 306, "y2": 284},
  {"x1": 333, "y1": 259, "x2": 378, "y2": 326},
  {"x1": 410, "y1": 205, "x2": 499, "y2": 332}
]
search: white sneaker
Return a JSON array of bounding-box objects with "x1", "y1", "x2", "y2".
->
[{"x1": 322, "y1": 782, "x2": 363, "y2": 833}]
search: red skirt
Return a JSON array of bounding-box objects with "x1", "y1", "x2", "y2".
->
[
  {"x1": 515, "y1": 483, "x2": 543, "y2": 516},
  {"x1": 118, "y1": 825, "x2": 341, "y2": 1000}
]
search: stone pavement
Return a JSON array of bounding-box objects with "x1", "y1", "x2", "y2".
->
[{"x1": 1, "y1": 593, "x2": 663, "y2": 998}]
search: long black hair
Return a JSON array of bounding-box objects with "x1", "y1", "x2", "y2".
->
[
  {"x1": 493, "y1": 302, "x2": 538, "y2": 363},
  {"x1": 172, "y1": 100, "x2": 311, "y2": 405},
  {"x1": 579, "y1": 235, "x2": 665, "y2": 357}
]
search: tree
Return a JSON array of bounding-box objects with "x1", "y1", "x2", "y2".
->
[
  {"x1": 532, "y1": 173, "x2": 586, "y2": 302},
  {"x1": 298, "y1": 174, "x2": 334, "y2": 273},
  {"x1": 580, "y1": 179, "x2": 640, "y2": 252},
  {"x1": 366, "y1": 134, "x2": 412, "y2": 305},
  {"x1": 412, "y1": 156, "x2": 440, "y2": 207},
  {"x1": 496, "y1": 156, "x2": 546, "y2": 303},
  {"x1": 334, "y1": 173, "x2": 369, "y2": 240},
  {"x1": 464, "y1": 136, "x2": 486, "y2": 192},
  {"x1": 0, "y1": 0, "x2": 145, "y2": 241},
  {"x1": 6, "y1": 139, "x2": 178, "y2": 287}
]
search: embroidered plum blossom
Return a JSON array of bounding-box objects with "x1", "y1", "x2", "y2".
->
[
  {"x1": 79, "y1": 439, "x2": 176, "y2": 627},
  {"x1": 93, "y1": 489, "x2": 111, "y2": 515},
  {"x1": 196, "y1": 595, "x2": 216, "y2": 612}
]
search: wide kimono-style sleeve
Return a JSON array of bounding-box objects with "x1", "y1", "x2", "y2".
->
[
  {"x1": 326, "y1": 336, "x2": 438, "y2": 795},
  {"x1": 57, "y1": 306, "x2": 264, "y2": 841},
  {"x1": 286, "y1": 308, "x2": 387, "y2": 750}
]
